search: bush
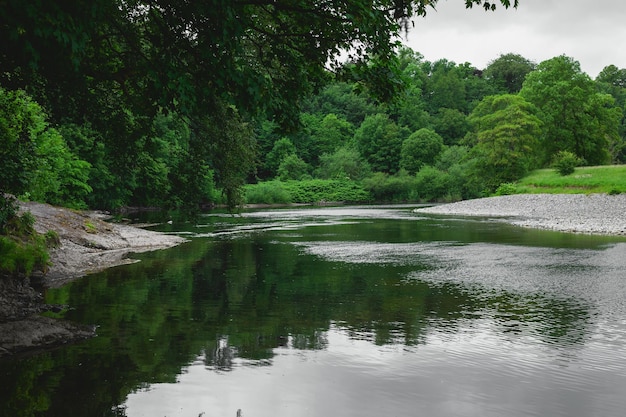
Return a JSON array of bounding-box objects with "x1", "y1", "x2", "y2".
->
[
  {"x1": 0, "y1": 195, "x2": 18, "y2": 234},
  {"x1": 0, "y1": 209, "x2": 50, "y2": 278},
  {"x1": 244, "y1": 181, "x2": 291, "y2": 205},
  {"x1": 414, "y1": 166, "x2": 452, "y2": 202},
  {"x1": 494, "y1": 182, "x2": 518, "y2": 196},
  {"x1": 362, "y1": 171, "x2": 417, "y2": 202},
  {"x1": 282, "y1": 179, "x2": 370, "y2": 203},
  {"x1": 552, "y1": 151, "x2": 582, "y2": 176}
]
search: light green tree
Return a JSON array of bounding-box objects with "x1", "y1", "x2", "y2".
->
[
  {"x1": 400, "y1": 128, "x2": 445, "y2": 174},
  {"x1": 465, "y1": 94, "x2": 543, "y2": 190}
]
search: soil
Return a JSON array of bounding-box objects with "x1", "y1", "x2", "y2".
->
[{"x1": 0, "y1": 201, "x2": 187, "y2": 358}]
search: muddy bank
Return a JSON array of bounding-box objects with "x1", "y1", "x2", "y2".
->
[{"x1": 1, "y1": 201, "x2": 187, "y2": 358}]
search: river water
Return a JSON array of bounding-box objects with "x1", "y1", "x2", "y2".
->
[{"x1": 2, "y1": 205, "x2": 626, "y2": 417}]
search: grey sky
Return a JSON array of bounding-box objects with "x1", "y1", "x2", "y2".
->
[{"x1": 404, "y1": 0, "x2": 626, "y2": 77}]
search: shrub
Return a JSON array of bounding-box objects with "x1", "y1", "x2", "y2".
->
[
  {"x1": 494, "y1": 182, "x2": 518, "y2": 196},
  {"x1": 244, "y1": 181, "x2": 291, "y2": 205},
  {"x1": 0, "y1": 195, "x2": 18, "y2": 234},
  {"x1": 0, "y1": 209, "x2": 50, "y2": 278},
  {"x1": 414, "y1": 166, "x2": 452, "y2": 202},
  {"x1": 362, "y1": 171, "x2": 417, "y2": 202},
  {"x1": 552, "y1": 150, "x2": 582, "y2": 176},
  {"x1": 282, "y1": 179, "x2": 370, "y2": 203}
]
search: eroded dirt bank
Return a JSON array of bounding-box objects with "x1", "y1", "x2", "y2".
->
[{"x1": 0, "y1": 201, "x2": 187, "y2": 358}]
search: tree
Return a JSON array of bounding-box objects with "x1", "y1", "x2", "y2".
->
[
  {"x1": 353, "y1": 113, "x2": 410, "y2": 174},
  {"x1": 596, "y1": 65, "x2": 626, "y2": 161},
  {"x1": 278, "y1": 154, "x2": 311, "y2": 181},
  {"x1": 423, "y1": 59, "x2": 468, "y2": 113},
  {"x1": 293, "y1": 113, "x2": 355, "y2": 166},
  {"x1": 484, "y1": 53, "x2": 536, "y2": 94},
  {"x1": 400, "y1": 128, "x2": 444, "y2": 174},
  {"x1": 432, "y1": 108, "x2": 469, "y2": 145},
  {"x1": 264, "y1": 138, "x2": 298, "y2": 178},
  {"x1": 0, "y1": 0, "x2": 519, "y2": 208},
  {"x1": 0, "y1": 88, "x2": 91, "y2": 208},
  {"x1": 317, "y1": 147, "x2": 372, "y2": 180},
  {"x1": 520, "y1": 55, "x2": 620, "y2": 165},
  {"x1": 465, "y1": 94, "x2": 543, "y2": 189}
]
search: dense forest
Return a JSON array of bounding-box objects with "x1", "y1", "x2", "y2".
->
[
  {"x1": 3, "y1": 48, "x2": 625, "y2": 211},
  {"x1": 3, "y1": 0, "x2": 626, "y2": 275}
]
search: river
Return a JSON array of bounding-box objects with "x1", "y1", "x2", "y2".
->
[{"x1": 1, "y1": 205, "x2": 626, "y2": 417}]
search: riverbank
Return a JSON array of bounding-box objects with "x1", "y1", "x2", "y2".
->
[
  {"x1": 1, "y1": 201, "x2": 187, "y2": 358},
  {"x1": 416, "y1": 193, "x2": 626, "y2": 235}
]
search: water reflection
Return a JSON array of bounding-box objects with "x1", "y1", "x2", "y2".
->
[{"x1": 2, "y1": 206, "x2": 626, "y2": 417}]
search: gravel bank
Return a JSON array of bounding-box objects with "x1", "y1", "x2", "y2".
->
[{"x1": 416, "y1": 194, "x2": 626, "y2": 236}]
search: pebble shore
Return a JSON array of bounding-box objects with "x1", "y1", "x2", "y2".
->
[{"x1": 416, "y1": 194, "x2": 626, "y2": 236}]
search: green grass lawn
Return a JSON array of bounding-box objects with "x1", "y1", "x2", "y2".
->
[{"x1": 515, "y1": 165, "x2": 626, "y2": 194}]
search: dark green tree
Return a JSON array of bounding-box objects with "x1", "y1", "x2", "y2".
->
[
  {"x1": 353, "y1": 113, "x2": 410, "y2": 174},
  {"x1": 596, "y1": 65, "x2": 626, "y2": 161},
  {"x1": 484, "y1": 53, "x2": 536, "y2": 94},
  {"x1": 265, "y1": 138, "x2": 298, "y2": 178},
  {"x1": 432, "y1": 108, "x2": 469, "y2": 145}
]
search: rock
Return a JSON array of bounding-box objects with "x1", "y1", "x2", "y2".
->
[{"x1": 1, "y1": 201, "x2": 187, "y2": 357}]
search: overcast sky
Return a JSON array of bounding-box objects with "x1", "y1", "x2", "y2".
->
[{"x1": 403, "y1": 0, "x2": 626, "y2": 78}]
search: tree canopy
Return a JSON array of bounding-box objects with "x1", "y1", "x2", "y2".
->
[{"x1": 0, "y1": 0, "x2": 519, "y2": 209}]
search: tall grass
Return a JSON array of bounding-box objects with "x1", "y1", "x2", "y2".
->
[{"x1": 514, "y1": 165, "x2": 626, "y2": 195}]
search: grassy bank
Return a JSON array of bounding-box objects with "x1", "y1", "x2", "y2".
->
[{"x1": 513, "y1": 165, "x2": 626, "y2": 195}]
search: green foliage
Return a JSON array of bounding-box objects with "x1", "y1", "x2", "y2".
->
[
  {"x1": 317, "y1": 146, "x2": 372, "y2": 181},
  {"x1": 287, "y1": 112, "x2": 355, "y2": 168},
  {"x1": 422, "y1": 59, "x2": 468, "y2": 113},
  {"x1": 245, "y1": 179, "x2": 370, "y2": 204},
  {"x1": 244, "y1": 181, "x2": 292, "y2": 205},
  {"x1": 414, "y1": 166, "x2": 454, "y2": 202},
  {"x1": 353, "y1": 113, "x2": 409, "y2": 174},
  {"x1": 494, "y1": 182, "x2": 518, "y2": 196},
  {"x1": 0, "y1": 88, "x2": 42, "y2": 196},
  {"x1": 44, "y1": 230, "x2": 61, "y2": 248},
  {"x1": 484, "y1": 53, "x2": 536, "y2": 94},
  {"x1": 265, "y1": 138, "x2": 297, "y2": 178},
  {"x1": 284, "y1": 179, "x2": 370, "y2": 204},
  {"x1": 400, "y1": 128, "x2": 444, "y2": 174},
  {"x1": 0, "y1": 195, "x2": 18, "y2": 234},
  {"x1": 0, "y1": 210, "x2": 49, "y2": 278},
  {"x1": 520, "y1": 55, "x2": 619, "y2": 165},
  {"x1": 361, "y1": 171, "x2": 418, "y2": 202},
  {"x1": 466, "y1": 94, "x2": 543, "y2": 191},
  {"x1": 278, "y1": 154, "x2": 311, "y2": 181},
  {"x1": 432, "y1": 107, "x2": 469, "y2": 145},
  {"x1": 552, "y1": 150, "x2": 583, "y2": 176},
  {"x1": 28, "y1": 126, "x2": 92, "y2": 208},
  {"x1": 0, "y1": 88, "x2": 92, "y2": 208},
  {"x1": 301, "y1": 82, "x2": 378, "y2": 126},
  {"x1": 516, "y1": 165, "x2": 626, "y2": 194}
]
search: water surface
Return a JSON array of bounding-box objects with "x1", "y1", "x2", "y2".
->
[{"x1": 1, "y1": 205, "x2": 626, "y2": 417}]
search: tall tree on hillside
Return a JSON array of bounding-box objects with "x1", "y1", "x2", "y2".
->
[{"x1": 520, "y1": 55, "x2": 620, "y2": 165}]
